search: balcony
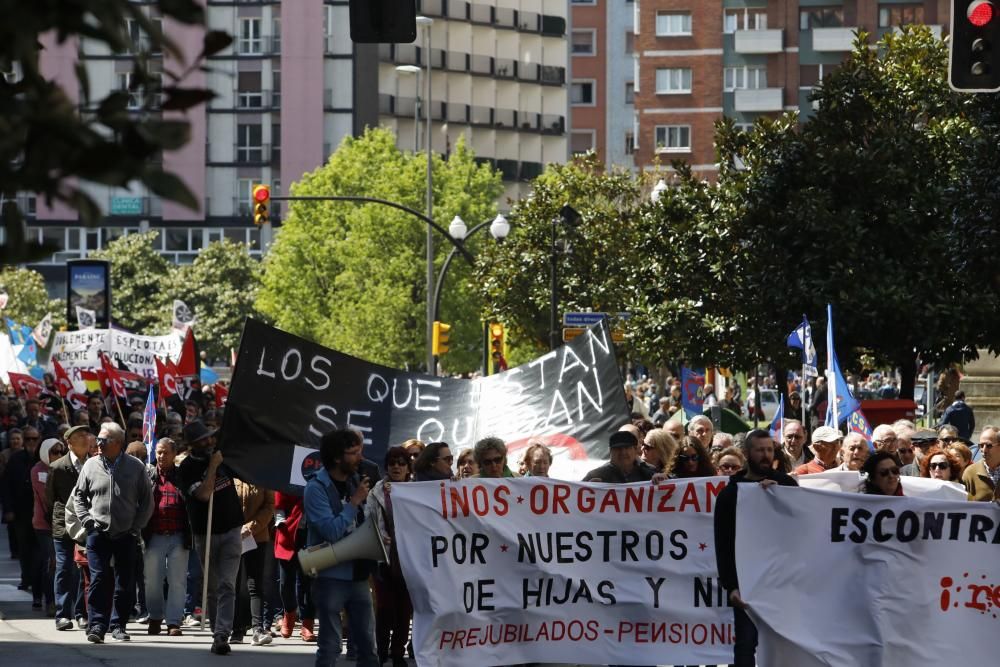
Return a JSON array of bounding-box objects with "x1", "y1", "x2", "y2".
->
[
  {"x1": 733, "y1": 88, "x2": 784, "y2": 113},
  {"x1": 811, "y1": 27, "x2": 857, "y2": 52},
  {"x1": 734, "y1": 29, "x2": 783, "y2": 54},
  {"x1": 470, "y1": 54, "x2": 493, "y2": 75},
  {"x1": 540, "y1": 65, "x2": 565, "y2": 85},
  {"x1": 236, "y1": 35, "x2": 280, "y2": 56},
  {"x1": 416, "y1": 0, "x2": 445, "y2": 17},
  {"x1": 540, "y1": 114, "x2": 565, "y2": 135},
  {"x1": 234, "y1": 89, "x2": 279, "y2": 110}
]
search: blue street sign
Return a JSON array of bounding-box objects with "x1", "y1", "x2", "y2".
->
[{"x1": 562, "y1": 312, "x2": 631, "y2": 327}]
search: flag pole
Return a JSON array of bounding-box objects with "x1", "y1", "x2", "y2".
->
[
  {"x1": 801, "y1": 363, "x2": 807, "y2": 425},
  {"x1": 199, "y1": 491, "x2": 215, "y2": 632}
]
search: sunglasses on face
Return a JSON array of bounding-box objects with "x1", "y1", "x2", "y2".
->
[
  {"x1": 981, "y1": 443, "x2": 996, "y2": 451},
  {"x1": 678, "y1": 454, "x2": 699, "y2": 463},
  {"x1": 897, "y1": 447, "x2": 913, "y2": 454},
  {"x1": 641, "y1": 443, "x2": 655, "y2": 451},
  {"x1": 940, "y1": 437, "x2": 958, "y2": 444},
  {"x1": 874, "y1": 438, "x2": 896, "y2": 445},
  {"x1": 878, "y1": 467, "x2": 901, "y2": 478},
  {"x1": 437, "y1": 455, "x2": 454, "y2": 464},
  {"x1": 929, "y1": 462, "x2": 950, "y2": 470},
  {"x1": 96, "y1": 437, "x2": 109, "y2": 446},
  {"x1": 718, "y1": 463, "x2": 741, "y2": 471},
  {"x1": 481, "y1": 456, "x2": 504, "y2": 466}
]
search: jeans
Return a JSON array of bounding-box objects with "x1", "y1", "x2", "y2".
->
[
  {"x1": 733, "y1": 605, "x2": 758, "y2": 667},
  {"x1": 32, "y1": 529, "x2": 54, "y2": 604},
  {"x1": 193, "y1": 526, "x2": 242, "y2": 640},
  {"x1": 374, "y1": 573, "x2": 411, "y2": 661},
  {"x1": 185, "y1": 545, "x2": 203, "y2": 615},
  {"x1": 262, "y1": 541, "x2": 282, "y2": 628},
  {"x1": 143, "y1": 533, "x2": 188, "y2": 626},
  {"x1": 134, "y1": 540, "x2": 147, "y2": 618},
  {"x1": 234, "y1": 541, "x2": 266, "y2": 633},
  {"x1": 278, "y1": 556, "x2": 314, "y2": 619},
  {"x1": 53, "y1": 536, "x2": 83, "y2": 622},
  {"x1": 85, "y1": 531, "x2": 138, "y2": 635},
  {"x1": 314, "y1": 578, "x2": 379, "y2": 667}
]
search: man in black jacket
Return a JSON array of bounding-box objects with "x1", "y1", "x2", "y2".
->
[
  {"x1": 713, "y1": 429, "x2": 798, "y2": 667},
  {"x1": 582, "y1": 430, "x2": 655, "y2": 483}
]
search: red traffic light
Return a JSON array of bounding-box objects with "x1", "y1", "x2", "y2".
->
[
  {"x1": 253, "y1": 185, "x2": 270, "y2": 203},
  {"x1": 969, "y1": 0, "x2": 995, "y2": 27}
]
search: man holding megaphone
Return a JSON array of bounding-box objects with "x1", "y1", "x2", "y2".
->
[{"x1": 303, "y1": 428, "x2": 380, "y2": 667}]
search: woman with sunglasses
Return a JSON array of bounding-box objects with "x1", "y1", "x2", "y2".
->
[
  {"x1": 413, "y1": 442, "x2": 454, "y2": 482},
  {"x1": 918, "y1": 446, "x2": 963, "y2": 483},
  {"x1": 641, "y1": 428, "x2": 678, "y2": 475},
  {"x1": 862, "y1": 451, "x2": 904, "y2": 496},
  {"x1": 713, "y1": 447, "x2": 746, "y2": 477},
  {"x1": 670, "y1": 436, "x2": 716, "y2": 478},
  {"x1": 367, "y1": 446, "x2": 413, "y2": 667}
]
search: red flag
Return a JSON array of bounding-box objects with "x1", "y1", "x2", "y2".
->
[
  {"x1": 100, "y1": 352, "x2": 128, "y2": 401},
  {"x1": 156, "y1": 356, "x2": 179, "y2": 399},
  {"x1": 52, "y1": 359, "x2": 87, "y2": 410},
  {"x1": 176, "y1": 328, "x2": 197, "y2": 377},
  {"x1": 8, "y1": 372, "x2": 45, "y2": 401},
  {"x1": 213, "y1": 383, "x2": 228, "y2": 408}
]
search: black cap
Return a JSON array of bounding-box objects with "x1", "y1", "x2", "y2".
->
[
  {"x1": 183, "y1": 420, "x2": 217, "y2": 444},
  {"x1": 912, "y1": 428, "x2": 939, "y2": 444},
  {"x1": 609, "y1": 431, "x2": 638, "y2": 449}
]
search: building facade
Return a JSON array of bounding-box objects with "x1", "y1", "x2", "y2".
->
[
  {"x1": 24, "y1": 0, "x2": 570, "y2": 283},
  {"x1": 632, "y1": 0, "x2": 950, "y2": 177}
]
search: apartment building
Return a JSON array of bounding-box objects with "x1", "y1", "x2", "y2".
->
[
  {"x1": 569, "y1": 0, "x2": 636, "y2": 170},
  {"x1": 25, "y1": 0, "x2": 570, "y2": 284},
  {"x1": 377, "y1": 0, "x2": 570, "y2": 201},
  {"x1": 632, "y1": 0, "x2": 949, "y2": 177}
]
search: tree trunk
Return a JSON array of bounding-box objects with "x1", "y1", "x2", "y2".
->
[{"x1": 898, "y1": 350, "x2": 918, "y2": 400}]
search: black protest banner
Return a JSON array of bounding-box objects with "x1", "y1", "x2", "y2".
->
[{"x1": 221, "y1": 318, "x2": 627, "y2": 495}]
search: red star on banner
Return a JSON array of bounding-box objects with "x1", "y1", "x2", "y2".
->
[
  {"x1": 516, "y1": 496, "x2": 524, "y2": 504},
  {"x1": 698, "y1": 543, "x2": 708, "y2": 551},
  {"x1": 500, "y1": 544, "x2": 509, "y2": 553}
]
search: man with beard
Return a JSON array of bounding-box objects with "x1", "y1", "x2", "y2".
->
[
  {"x1": 714, "y1": 429, "x2": 798, "y2": 667},
  {"x1": 178, "y1": 420, "x2": 244, "y2": 655},
  {"x1": 304, "y1": 428, "x2": 378, "y2": 667}
]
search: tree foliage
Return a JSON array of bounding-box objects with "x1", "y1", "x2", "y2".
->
[
  {"x1": 172, "y1": 239, "x2": 261, "y2": 361},
  {"x1": 257, "y1": 127, "x2": 504, "y2": 372},
  {"x1": 472, "y1": 153, "x2": 645, "y2": 361},
  {"x1": 0, "y1": 266, "x2": 64, "y2": 329},
  {"x1": 0, "y1": 1, "x2": 231, "y2": 265}
]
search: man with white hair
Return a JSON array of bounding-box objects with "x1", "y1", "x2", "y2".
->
[
  {"x1": 871, "y1": 424, "x2": 898, "y2": 455},
  {"x1": 74, "y1": 422, "x2": 153, "y2": 644},
  {"x1": 837, "y1": 432, "x2": 869, "y2": 471},
  {"x1": 688, "y1": 415, "x2": 714, "y2": 449}
]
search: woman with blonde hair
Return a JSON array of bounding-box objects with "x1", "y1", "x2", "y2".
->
[{"x1": 641, "y1": 428, "x2": 678, "y2": 475}]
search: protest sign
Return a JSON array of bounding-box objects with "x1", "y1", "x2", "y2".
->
[
  {"x1": 221, "y1": 319, "x2": 628, "y2": 495},
  {"x1": 392, "y1": 477, "x2": 733, "y2": 667},
  {"x1": 51, "y1": 329, "x2": 184, "y2": 381},
  {"x1": 736, "y1": 485, "x2": 1000, "y2": 667}
]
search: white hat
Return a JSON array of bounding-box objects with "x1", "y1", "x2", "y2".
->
[
  {"x1": 39, "y1": 438, "x2": 61, "y2": 468},
  {"x1": 811, "y1": 426, "x2": 842, "y2": 444}
]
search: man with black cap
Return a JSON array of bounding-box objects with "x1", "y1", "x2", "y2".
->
[
  {"x1": 178, "y1": 420, "x2": 244, "y2": 655},
  {"x1": 45, "y1": 424, "x2": 91, "y2": 631},
  {"x1": 581, "y1": 429, "x2": 656, "y2": 483},
  {"x1": 901, "y1": 428, "x2": 939, "y2": 476}
]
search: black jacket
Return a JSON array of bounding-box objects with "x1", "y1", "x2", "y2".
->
[
  {"x1": 581, "y1": 459, "x2": 656, "y2": 483},
  {"x1": 45, "y1": 453, "x2": 83, "y2": 539},
  {"x1": 713, "y1": 469, "x2": 798, "y2": 594}
]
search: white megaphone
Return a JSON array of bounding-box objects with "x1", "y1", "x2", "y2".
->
[{"x1": 298, "y1": 515, "x2": 390, "y2": 578}]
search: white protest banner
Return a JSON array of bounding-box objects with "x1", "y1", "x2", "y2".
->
[
  {"x1": 392, "y1": 477, "x2": 734, "y2": 667},
  {"x1": 51, "y1": 329, "x2": 184, "y2": 381},
  {"x1": 736, "y1": 485, "x2": 1000, "y2": 667}
]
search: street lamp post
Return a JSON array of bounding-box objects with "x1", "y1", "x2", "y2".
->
[
  {"x1": 431, "y1": 213, "x2": 510, "y2": 375},
  {"x1": 549, "y1": 205, "x2": 581, "y2": 351},
  {"x1": 418, "y1": 15, "x2": 435, "y2": 374},
  {"x1": 395, "y1": 65, "x2": 421, "y2": 152}
]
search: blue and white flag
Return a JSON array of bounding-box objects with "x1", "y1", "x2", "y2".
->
[
  {"x1": 824, "y1": 304, "x2": 860, "y2": 427},
  {"x1": 142, "y1": 385, "x2": 157, "y2": 463},
  {"x1": 768, "y1": 399, "x2": 785, "y2": 442},
  {"x1": 680, "y1": 366, "x2": 705, "y2": 419},
  {"x1": 786, "y1": 316, "x2": 818, "y2": 377}
]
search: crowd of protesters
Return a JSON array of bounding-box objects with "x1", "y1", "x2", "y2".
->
[{"x1": 2, "y1": 368, "x2": 998, "y2": 667}]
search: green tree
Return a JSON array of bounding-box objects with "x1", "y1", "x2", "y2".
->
[
  {"x1": 0, "y1": 266, "x2": 64, "y2": 329},
  {"x1": 89, "y1": 230, "x2": 172, "y2": 334},
  {"x1": 170, "y1": 239, "x2": 261, "y2": 362},
  {"x1": 257, "y1": 127, "x2": 503, "y2": 372},
  {"x1": 630, "y1": 27, "x2": 998, "y2": 397},
  {"x1": 0, "y1": 1, "x2": 230, "y2": 265},
  {"x1": 473, "y1": 153, "x2": 645, "y2": 361}
]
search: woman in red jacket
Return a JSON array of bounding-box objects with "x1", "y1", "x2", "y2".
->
[{"x1": 273, "y1": 490, "x2": 315, "y2": 642}]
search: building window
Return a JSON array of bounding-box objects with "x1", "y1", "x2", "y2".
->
[
  {"x1": 625, "y1": 31, "x2": 634, "y2": 54},
  {"x1": 237, "y1": 124, "x2": 263, "y2": 162},
  {"x1": 237, "y1": 70, "x2": 263, "y2": 108},
  {"x1": 572, "y1": 30, "x2": 596, "y2": 55},
  {"x1": 239, "y1": 18, "x2": 262, "y2": 54},
  {"x1": 656, "y1": 12, "x2": 692, "y2": 36},
  {"x1": 570, "y1": 131, "x2": 595, "y2": 156},
  {"x1": 654, "y1": 125, "x2": 691, "y2": 153},
  {"x1": 655, "y1": 68, "x2": 692, "y2": 94},
  {"x1": 571, "y1": 80, "x2": 596, "y2": 105},
  {"x1": 625, "y1": 82, "x2": 634, "y2": 104},
  {"x1": 571, "y1": 0, "x2": 596, "y2": 4},
  {"x1": 734, "y1": 123, "x2": 754, "y2": 132},
  {"x1": 625, "y1": 131, "x2": 635, "y2": 155},
  {"x1": 800, "y1": 7, "x2": 844, "y2": 30},
  {"x1": 724, "y1": 10, "x2": 767, "y2": 33},
  {"x1": 878, "y1": 4, "x2": 924, "y2": 28},
  {"x1": 724, "y1": 66, "x2": 767, "y2": 91}
]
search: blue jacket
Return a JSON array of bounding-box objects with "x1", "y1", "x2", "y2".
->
[
  {"x1": 939, "y1": 400, "x2": 975, "y2": 440},
  {"x1": 303, "y1": 467, "x2": 365, "y2": 581}
]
